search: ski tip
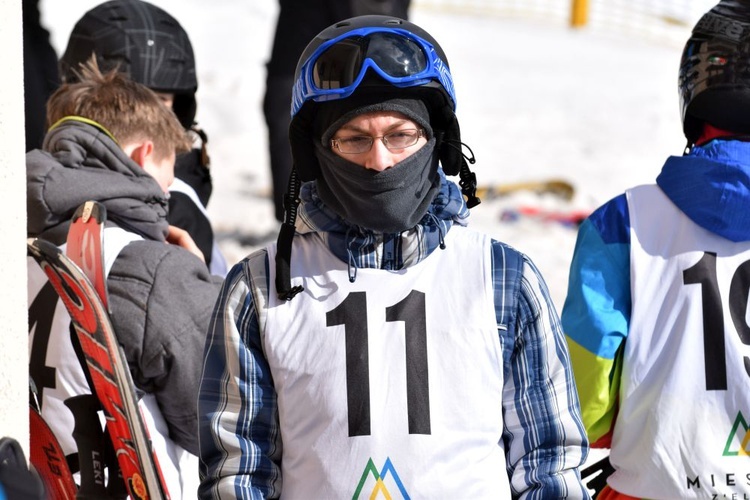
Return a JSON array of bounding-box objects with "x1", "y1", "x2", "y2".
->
[{"x1": 71, "y1": 200, "x2": 107, "y2": 225}]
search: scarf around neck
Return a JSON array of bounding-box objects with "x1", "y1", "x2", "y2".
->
[
  {"x1": 314, "y1": 137, "x2": 441, "y2": 233},
  {"x1": 295, "y1": 169, "x2": 469, "y2": 271}
]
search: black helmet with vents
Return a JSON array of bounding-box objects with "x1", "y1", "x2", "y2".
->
[
  {"x1": 60, "y1": 0, "x2": 198, "y2": 129},
  {"x1": 679, "y1": 0, "x2": 750, "y2": 144}
]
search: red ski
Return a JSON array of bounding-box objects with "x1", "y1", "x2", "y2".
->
[
  {"x1": 66, "y1": 201, "x2": 110, "y2": 309},
  {"x1": 27, "y1": 200, "x2": 168, "y2": 499},
  {"x1": 29, "y1": 402, "x2": 77, "y2": 499}
]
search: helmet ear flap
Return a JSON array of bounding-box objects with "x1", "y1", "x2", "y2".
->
[
  {"x1": 436, "y1": 104, "x2": 462, "y2": 176},
  {"x1": 173, "y1": 94, "x2": 197, "y2": 129},
  {"x1": 289, "y1": 107, "x2": 321, "y2": 182}
]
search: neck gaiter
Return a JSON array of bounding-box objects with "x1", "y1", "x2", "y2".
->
[{"x1": 314, "y1": 137, "x2": 440, "y2": 233}]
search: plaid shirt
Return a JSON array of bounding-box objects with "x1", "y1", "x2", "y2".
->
[{"x1": 198, "y1": 177, "x2": 590, "y2": 499}]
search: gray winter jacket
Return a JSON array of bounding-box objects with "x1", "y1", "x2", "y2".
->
[{"x1": 27, "y1": 120, "x2": 223, "y2": 454}]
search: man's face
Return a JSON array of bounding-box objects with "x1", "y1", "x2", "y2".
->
[{"x1": 329, "y1": 111, "x2": 428, "y2": 171}]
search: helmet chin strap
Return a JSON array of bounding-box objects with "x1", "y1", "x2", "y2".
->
[
  {"x1": 436, "y1": 131, "x2": 481, "y2": 208},
  {"x1": 450, "y1": 140, "x2": 481, "y2": 208},
  {"x1": 275, "y1": 168, "x2": 305, "y2": 301}
]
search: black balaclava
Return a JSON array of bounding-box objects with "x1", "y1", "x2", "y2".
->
[{"x1": 312, "y1": 97, "x2": 441, "y2": 233}]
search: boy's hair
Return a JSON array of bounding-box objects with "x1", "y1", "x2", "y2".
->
[{"x1": 46, "y1": 58, "x2": 191, "y2": 161}]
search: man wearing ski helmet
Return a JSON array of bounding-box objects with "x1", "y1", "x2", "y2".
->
[
  {"x1": 60, "y1": 0, "x2": 227, "y2": 275},
  {"x1": 562, "y1": 1, "x2": 750, "y2": 498},
  {"x1": 263, "y1": 0, "x2": 412, "y2": 223},
  {"x1": 199, "y1": 15, "x2": 589, "y2": 499}
]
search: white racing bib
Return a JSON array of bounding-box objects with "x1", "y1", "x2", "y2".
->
[
  {"x1": 254, "y1": 226, "x2": 510, "y2": 499},
  {"x1": 610, "y1": 184, "x2": 750, "y2": 498}
]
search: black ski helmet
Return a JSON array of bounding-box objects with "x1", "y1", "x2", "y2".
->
[
  {"x1": 288, "y1": 15, "x2": 471, "y2": 184},
  {"x1": 60, "y1": 0, "x2": 198, "y2": 129},
  {"x1": 679, "y1": 0, "x2": 750, "y2": 144},
  {"x1": 275, "y1": 15, "x2": 479, "y2": 301}
]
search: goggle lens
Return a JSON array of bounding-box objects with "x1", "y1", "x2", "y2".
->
[{"x1": 312, "y1": 32, "x2": 429, "y2": 91}]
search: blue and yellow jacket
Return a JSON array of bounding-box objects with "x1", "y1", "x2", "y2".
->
[{"x1": 562, "y1": 138, "x2": 750, "y2": 446}]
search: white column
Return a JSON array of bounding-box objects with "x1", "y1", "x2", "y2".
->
[{"x1": 0, "y1": 0, "x2": 30, "y2": 457}]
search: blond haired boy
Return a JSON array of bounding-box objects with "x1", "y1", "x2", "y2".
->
[{"x1": 27, "y1": 60, "x2": 222, "y2": 498}]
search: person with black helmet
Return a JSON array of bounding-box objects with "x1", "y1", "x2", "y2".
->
[
  {"x1": 27, "y1": 59, "x2": 223, "y2": 498},
  {"x1": 60, "y1": 0, "x2": 227, "y2": 276},
  {"x1": 263, "y1": 0, "x2": 411, "y2": 223},
  {"x1": 199, "y1": 15, "x2": 590, "y2": 499},
  {"x1": 562, "y1": 1, "x2": 750, "y2": 498}
]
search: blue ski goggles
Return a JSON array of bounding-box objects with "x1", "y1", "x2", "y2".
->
[{"x1": 291, "y1": 26, "x2": 456, "y2": 117}]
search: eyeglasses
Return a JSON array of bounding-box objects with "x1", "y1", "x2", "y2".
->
[
  {"x1": 292, "y1": 27, "x2": 456, "y2": 117},
  {"x1": 331, "y1": 128, "x2": 425, "y2": 154}
]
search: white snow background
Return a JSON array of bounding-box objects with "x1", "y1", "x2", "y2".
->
[{"x1": 39, "y1": 0, "x2": 717, "y2": 476}]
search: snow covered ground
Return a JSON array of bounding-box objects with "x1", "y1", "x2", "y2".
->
[{"x1": 40, "y1": 0, "x2": 703, "y2": 308}]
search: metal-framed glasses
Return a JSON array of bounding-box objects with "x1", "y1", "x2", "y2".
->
[{"x1": 331, "y1": 128, "x2": 425, "y2": 154}]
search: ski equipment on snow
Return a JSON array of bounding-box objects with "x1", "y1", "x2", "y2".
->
[
  {"x1": 476, "y1": 179, "x2": 575, "y2": 201},
  {"x1": 500, "y1": 205, "x2": 590, "y2": 228}
]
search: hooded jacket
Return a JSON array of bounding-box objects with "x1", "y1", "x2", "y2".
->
[
  {"x1": 562, "y1": 138, "x2": 750, "y2": 448},
  {"x1": 27, "y1": 119, "x2": 223, "y2": 455},
  {"x1": 198, "y1": 172, "x2": 589, "y2": 499}
]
